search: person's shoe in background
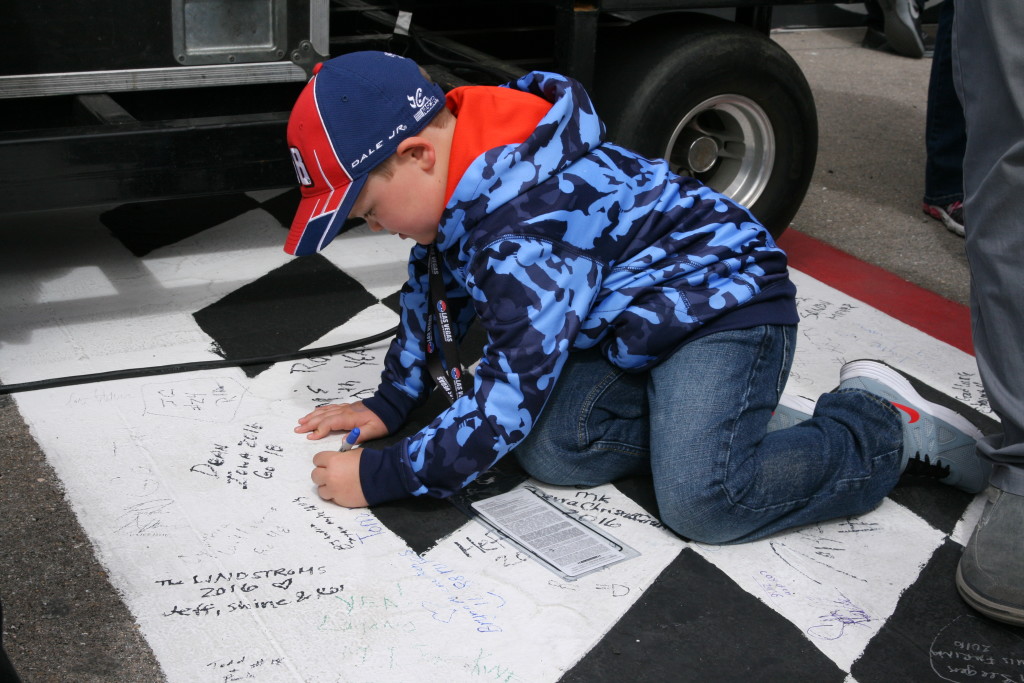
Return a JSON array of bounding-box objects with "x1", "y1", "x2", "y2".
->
[
  {"x1": 879, "y1": 0, "x2": 925, "y2": 58},
  {"x1": 923, "y1": 200, "x2": 965, "y2": 237},
  {"x1": 957, "y1": 488, "x2": 1024, "y2": 626}
]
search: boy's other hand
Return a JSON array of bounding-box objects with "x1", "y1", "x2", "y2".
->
[
  {"x1": 311, "y1": 450, "x2": 369, "y2": 507},
  {"x1": 295, "y1": 401, "x2": 388, "y2": 441}
]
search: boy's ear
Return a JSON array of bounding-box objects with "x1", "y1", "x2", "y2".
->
[{"x1": 396, "y1": 136, "x2": 436, "y2": 169}]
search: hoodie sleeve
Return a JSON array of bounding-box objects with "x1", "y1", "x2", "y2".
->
[{"x1": 358, "y1": 237, "x2": 601, "y2": 504}]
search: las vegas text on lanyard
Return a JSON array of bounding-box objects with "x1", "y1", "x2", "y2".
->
[{"x1": 426, "y1": 244, "x2": 467, "y2": 405}]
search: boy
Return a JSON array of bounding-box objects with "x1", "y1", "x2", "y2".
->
[{"x1": 286, "y1": 51, "x2": 988, "y2": 543}]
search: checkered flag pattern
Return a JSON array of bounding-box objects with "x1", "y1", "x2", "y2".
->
[{"x1": 1, "y1": 190, "x2": 1021, "y2": 682}]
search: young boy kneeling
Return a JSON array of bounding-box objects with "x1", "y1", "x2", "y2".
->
[{"x1": 286, "y1": 51, "x2": 987, "y2": 544}]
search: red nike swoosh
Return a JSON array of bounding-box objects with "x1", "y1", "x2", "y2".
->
[{"x1": 893, "y1": 402, "x2": 920, "y2": 423}]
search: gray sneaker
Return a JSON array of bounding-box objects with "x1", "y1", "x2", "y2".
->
[
  {"x1": 957, "y1": 488, "x2": 1024, "y2": 626},
  {"x1": 838, "y1": 360, "x2": 990, "y2": 493},
  {"x1": 767, "y1": 394, "x2": 816, "y2": 432}
]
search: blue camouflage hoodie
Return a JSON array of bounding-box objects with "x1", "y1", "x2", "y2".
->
[{"x1": 358, "y1": 71, "x2": 798, "y2": 504}]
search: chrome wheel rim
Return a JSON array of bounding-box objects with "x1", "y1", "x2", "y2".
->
[{"x1": 664, "y1": 94, "x2": 775, "y2": 209}]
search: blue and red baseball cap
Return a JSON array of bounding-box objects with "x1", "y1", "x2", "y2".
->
[{"x1": 284, "y1": 51, "x2": 447, "y2": 255}]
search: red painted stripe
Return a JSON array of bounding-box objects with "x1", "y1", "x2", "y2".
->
[{"x1": 776, "y1": 229, "x2": 974, "y2": 355}]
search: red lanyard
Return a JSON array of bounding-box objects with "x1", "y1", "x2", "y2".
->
[{"x1": 426, "y1": 245, "x2": 466, "y2": 404}]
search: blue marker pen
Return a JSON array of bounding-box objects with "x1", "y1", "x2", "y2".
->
[{"x1": 339, "y1": 427, "x2": 360, "y2": 452}]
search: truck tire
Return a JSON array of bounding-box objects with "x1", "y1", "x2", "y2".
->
[{"x1": 594, "y1": 15, "x2": 817, "y2": 238}]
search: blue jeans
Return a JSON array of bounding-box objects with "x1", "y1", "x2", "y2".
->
[
  {"x1": 925, "y1": 0, "x2": 966, "y2": 206},
  {"x1": 516, "y1": 325, "x2": 903, "y2": 543}
]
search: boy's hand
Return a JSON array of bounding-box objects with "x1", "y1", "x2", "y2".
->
[
  {"x1": 295, "y1": 401, "x2": 388, "y2": 442},
  {"x1": 311, "y1": 449, "x2": 369, "y2": 507}
]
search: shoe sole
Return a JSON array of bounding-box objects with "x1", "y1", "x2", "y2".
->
[
  {"x1": 956, "y1": 563, "x2": 1024, "y2": 627},
  {"x1": 839, "y1": 360, "x2": 983, "y2": 440}
]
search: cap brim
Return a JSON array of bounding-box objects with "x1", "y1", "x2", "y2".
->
[{"x1": 284, "y1": 173, "x2": 367, "y2": 256}]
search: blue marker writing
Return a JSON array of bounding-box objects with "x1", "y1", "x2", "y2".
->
[{"x1": 339, "y1": 427, "x2": 360, "y2": 452}]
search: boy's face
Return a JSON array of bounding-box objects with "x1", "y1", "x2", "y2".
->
[{"x1": 349, "y1": 150, "x2": 444, "y2": 246}]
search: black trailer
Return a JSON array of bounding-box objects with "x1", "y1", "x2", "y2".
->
[{"x1": 0, "y1": 0, "x2": 825, "y2": 236}]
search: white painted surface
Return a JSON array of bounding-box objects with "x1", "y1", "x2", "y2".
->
[{"x1": 0, "y1": 203, "x2": 992, "y2": 681}]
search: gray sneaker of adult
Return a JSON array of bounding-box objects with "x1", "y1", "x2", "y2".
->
[
  {"x1": 879, "y1": 0, "x2": 925, "y2": 58},
  {"x1": 957, "y1": 488, "x2": 1024, "y2": 626},
  {"x1": 767, "y1": 394, "x2": 816, "y2": 432},
  {"x1": 838, "y1": 360, "x2": 990, "y2": 493}
]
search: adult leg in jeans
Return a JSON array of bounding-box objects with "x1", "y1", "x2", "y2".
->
[
  {"x1": 518, "y1": 325, "x2": 904, "y2": 544},
  {"x1": 923, "y1": 0, "x2": 966, "y2": 235},
  {"x1": 952, "y1": 0, "x2": 1024, "y2": 627}
]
